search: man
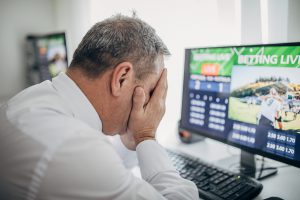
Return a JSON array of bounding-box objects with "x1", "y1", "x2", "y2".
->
[
  {"x1": 256, "y1": 88, "x2": 284, "y2": 149},
  {"x1": 0, "y1": 14, "x2": 198, "y2": 199},
  {"x1": 257, "y1": 88, "x2": 283, "y2": 129}
]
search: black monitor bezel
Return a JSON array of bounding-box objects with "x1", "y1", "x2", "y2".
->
[{"x1": 180, "y1": 42, "x2": 300, "y2": 168}]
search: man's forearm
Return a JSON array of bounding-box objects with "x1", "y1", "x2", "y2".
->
[{"x1": 136, "y1": 140, "x2": 199, "y2": 200}]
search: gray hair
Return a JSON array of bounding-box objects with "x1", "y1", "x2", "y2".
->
[{"x1": 70, "y1": 14, "x2": 170, "y2": 78}]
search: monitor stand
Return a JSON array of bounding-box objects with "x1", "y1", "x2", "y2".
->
[{"x1": 215, "y1": 150, "x2": 278, "y2": 180}]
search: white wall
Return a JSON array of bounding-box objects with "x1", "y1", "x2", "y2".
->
[
  {"x1": 217, "y1": 0, "x2": 241, "y2": 45},
  {"x1": 288, "y1": 0, "x2": 300, "y2": 42},
  {"x1": 53, "y1": 0, "x2": 92, "y2": 63},
  {"x1": 240, "y1": 0, "x2": 262, "y2": 44},
  {"x1": 267, "y1": 0, "x2": 288, "y2": 43},
  {"x1": 260, "y1": 0, "x2": 288, "y2": 43},
  {"x1": 0, "y1": 0, "x2": 55, "y2": 99}
]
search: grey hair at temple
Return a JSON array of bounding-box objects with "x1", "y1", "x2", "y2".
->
[{"x1": 70, "y1": 14, "x2": 170, "y2": 79}]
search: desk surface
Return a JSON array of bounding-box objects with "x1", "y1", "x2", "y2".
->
[{"x1": 159, "y1": 133, "x2": 300, "y2": 200}]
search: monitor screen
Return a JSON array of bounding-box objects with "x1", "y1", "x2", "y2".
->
[
  {"x1": 36, "y1": 33, "x2": 68, "y2": 80},
  {"x1": 26, "y1": 33, "x2": 68, "y2": 83},
  {"x1": 180, "y1": 43, "x2": 300, "y2": 167}
]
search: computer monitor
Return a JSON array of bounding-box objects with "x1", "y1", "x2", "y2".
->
[
  {"x1": 26, "y1": 32, "x2": 68, "y2": 84},
  {"x1": 180, "y1": 43, "x2": 300, "y2": 177}
]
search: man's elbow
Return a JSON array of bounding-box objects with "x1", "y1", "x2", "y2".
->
[
  {"x1": 183, "y1": 180, "x2": 199, "y2": 200},
  {"x1": 164, "y1": 180, "x2": 199, "y2": 200}
]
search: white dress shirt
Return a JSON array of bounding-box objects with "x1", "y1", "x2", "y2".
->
[{"x1": 0, "y1": 73, "x2": 198, "y2": 200}]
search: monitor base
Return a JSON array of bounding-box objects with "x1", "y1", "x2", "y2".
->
[{"x1": 215, "y1": 150, "x2": 278, "y2": 180}]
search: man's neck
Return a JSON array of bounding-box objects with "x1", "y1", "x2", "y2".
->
[{"x1": 66, "y1": 69, "x2": 109, "y2": 125}]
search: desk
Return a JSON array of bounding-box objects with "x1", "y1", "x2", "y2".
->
[{"x1": 158, "y1": 132, "x2": 300, "y2": 200}]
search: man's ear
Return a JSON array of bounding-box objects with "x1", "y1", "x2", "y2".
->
[{"x1": 111, "y1": 62, "x2": 134, "y2": 97}]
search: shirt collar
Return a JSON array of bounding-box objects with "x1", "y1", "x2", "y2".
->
[{"x1": 52, "y1": 73, "x2": 102, "y2": 131}]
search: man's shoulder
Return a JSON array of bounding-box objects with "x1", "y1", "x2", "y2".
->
[
  {"x1": 5, "y1": 81, "x2": 72, "y2": 128},
  {"x1": 3, "y1": 80, "x2": 93, "y2": 146},
  {"x1": 7, "y1": 80, "x2": 69, "y2": 114}
]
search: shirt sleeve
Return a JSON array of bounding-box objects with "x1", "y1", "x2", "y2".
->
[
  {"x1": 137, "y1": 140, "x2": 199, "y2": 200},
  {"x1": 38, "y1": 132, "x2": 199, "y2": 200},
  {"x1": 106, "y1": 135, "x2": 139, "y2": 169}
]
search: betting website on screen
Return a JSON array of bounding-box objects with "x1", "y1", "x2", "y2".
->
[{"x1": 181, "y1": 44, "x2": 300, "y2": 165}]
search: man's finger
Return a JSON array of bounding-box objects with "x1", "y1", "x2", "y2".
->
[
  {"x1": 132, "y1": 87, "x2": 146, "y2": 114},
  {"x1": 149, "y1": 68, "x2": 168, "y2": 104}
]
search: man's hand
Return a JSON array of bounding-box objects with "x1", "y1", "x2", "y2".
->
[{"x1": 121, "y1": 69, "x2": 168, "y2": 150}]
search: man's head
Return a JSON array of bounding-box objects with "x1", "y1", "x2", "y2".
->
[{"x1": 67, "y1": 14, "x2": 170, "y2": 135}]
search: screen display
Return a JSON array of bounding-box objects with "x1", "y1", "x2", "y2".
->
[
  {"x1": 36, "y1": 34, "x2": 68, "y2": 81},
  {"x1": 180, "y1": 44, "x2": 300, "y2": 166}
]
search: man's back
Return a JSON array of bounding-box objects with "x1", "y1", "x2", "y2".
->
[
  {"x1": 0, "y1": 73, "x2": 198, "y2": 200},
  {"x1": 0, "y1": 75, "x2": 105, "y2": 199}
]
